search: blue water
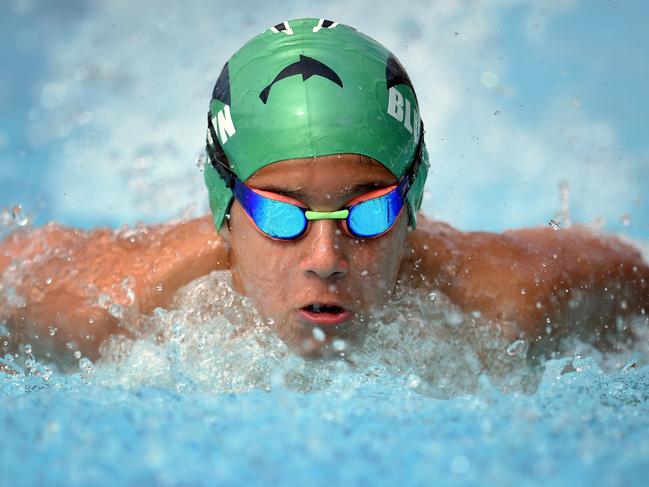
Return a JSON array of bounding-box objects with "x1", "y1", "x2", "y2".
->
[
  {"x1": 3, "y1": 2, "x2": 649, "y2": 486},
  {"x1": 3, "y1": 358, "x2": 649, "y2": 486}
]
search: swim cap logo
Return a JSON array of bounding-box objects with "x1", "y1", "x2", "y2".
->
[
  {"x1": 270, "y1": 21, "x2": 294, "y2": 35},
  {"x1": 312, "y1": 19, "x2": 338, "y2": 32},
  {"x1": 259, "y1": 54, "x2": 343, "y2": 104}
]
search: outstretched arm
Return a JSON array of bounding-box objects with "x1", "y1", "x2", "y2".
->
[
  {"x1": 0, "y1": 215, "x2": 228, "y2": 362},
  {"x1": 406, "y1": 215, "x2": 648, "y2": 344}
]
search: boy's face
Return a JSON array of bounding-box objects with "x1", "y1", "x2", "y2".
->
[{"x1": 225, "y1": 154, "x2": 409, "y2": 358}]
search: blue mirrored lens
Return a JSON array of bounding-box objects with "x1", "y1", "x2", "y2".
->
[
  {"x1": 234, "y1": 181, "x2": 306, "y2": 239},
  {"x1": 347, "y1": 186, "x2": 404, "y2": 238}
]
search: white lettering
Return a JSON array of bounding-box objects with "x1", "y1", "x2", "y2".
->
[
  {"x1": 387, "y1": 87, "x2": 404, "y2": 122},
  {"x1": 216, "y1": 105, "x2": 236, "y2": 144},
  {"x1": 404, "y1": 98, "x2": 413, "y2": 134}
]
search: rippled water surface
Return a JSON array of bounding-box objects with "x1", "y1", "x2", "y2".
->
[
  {"x1": 2, "y1": 267, "x2": 649, "y2": 486},
  {"x1": 3, "y1": 1, "x2": 649, "y2": 485}
]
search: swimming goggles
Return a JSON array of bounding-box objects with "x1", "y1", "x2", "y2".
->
[{"x1": 230, "y1": 175, "x2": 409, "y2": 240}]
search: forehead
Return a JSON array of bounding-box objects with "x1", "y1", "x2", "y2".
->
[{"x1": 246, "y1": 153, "x2": 397, "y2": 193}]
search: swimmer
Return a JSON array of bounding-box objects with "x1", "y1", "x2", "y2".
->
[{"x1": 1, "y1": 18, "x2": 647, "y2": 361}]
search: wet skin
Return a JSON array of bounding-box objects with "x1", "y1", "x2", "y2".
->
[
  {"x1": 1, "y1": 154, "x2": 648, "y2": 361},
  {"x1": 224, "y1": 154, "x2": 407, "y2": 357}
]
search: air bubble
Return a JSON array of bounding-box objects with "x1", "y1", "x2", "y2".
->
[
  {"x1": 48, "y1": 326, "x2": 57, "y2": 336},
  {"x1": 74, "y1": 350, "x2": 82, "y2": 359}
]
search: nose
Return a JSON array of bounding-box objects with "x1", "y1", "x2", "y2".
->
[{"x1": 300, "y1": 220, "x2": 349, "y2": 280}]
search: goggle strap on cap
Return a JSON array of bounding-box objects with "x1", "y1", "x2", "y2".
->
[
  {"x1": 206, "y1": 110, "x2": 236, "y2": 189},
  {"x1": 407, "y1": 123, "x2": 425, "y2": 187}
]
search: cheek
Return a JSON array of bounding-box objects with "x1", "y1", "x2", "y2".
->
[
  {"x1": 228, "y1": 204, "x2": 295, "y2": 307},
  {"x1": 348, "y1": 214, "x2": 408, "y2": 294}
]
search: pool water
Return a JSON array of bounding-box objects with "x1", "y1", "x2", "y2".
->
[
  {"x1": 2, "y1": 2, "x2": 649, "y2": 485},
  {"x1": 2, "y1": 269, "x2": 649, "y2": 486}
]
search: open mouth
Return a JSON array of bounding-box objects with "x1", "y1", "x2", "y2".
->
[{"x1": 297, "y1": 303, "x2": 353, "y2": 326}]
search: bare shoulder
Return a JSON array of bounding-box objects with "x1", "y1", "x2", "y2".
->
[
  {"x1": 0, "y1": 215, "x2": 229, "y2": 360},
  {"x1": 403, "y1": 214, "x2": 649, "y2": 341}
]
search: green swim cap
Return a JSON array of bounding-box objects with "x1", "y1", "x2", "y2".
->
[{"x1": 204, "y1": 17, "x2": 429, "y2": 229}]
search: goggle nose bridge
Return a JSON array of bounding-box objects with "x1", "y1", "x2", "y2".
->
[{"x1": 305, "y1": 209, "x2": 350, "y2": 221}]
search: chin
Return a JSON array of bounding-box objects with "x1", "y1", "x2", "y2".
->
[{"x1": 274, "y1": 315, "x2": 368, "y2": 360}]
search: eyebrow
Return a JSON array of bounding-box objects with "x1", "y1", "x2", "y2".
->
[{"x1": 255, "y1": 182, "x2": 389, "y2": 201}]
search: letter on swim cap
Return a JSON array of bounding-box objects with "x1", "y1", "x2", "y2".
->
[
  {"x1": 404, "y1": 98, "x2": 413, "y2": 134},
  {"x1": 387, "y1": 87, "x2": 404, "y2": 122},
  {"x1": 216, "y1": 105, "x2": 236, "y2": 144}
]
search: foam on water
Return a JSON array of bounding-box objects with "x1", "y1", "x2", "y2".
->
[
  {"x1": 2, "y1": 205, "x2": 649, "y2": 486},
  {"x1": 2, "y1": 278, "x2": 649, "y2": 486}
]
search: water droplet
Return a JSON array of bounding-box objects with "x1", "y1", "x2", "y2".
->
[
  {"x1": 97, "y1": 294, "x2": 111, "y2": 308},
  {"x1": 11, "y1": 205, "x2": 28, "y2": 226},
  {"x1": 622, "y1": 360, "x2": 638, "y2": 373},
  {"x1": 155, "y1": 284, "x2": 164, "y2": 292},
  {"x1": 447, "y1": 312, "x2": 463, "y2": 326},
  {"x1": 506, "y1": 339, "x2": 527, "y2": 356},
  {"x1": 79, "y1": 357, "x2": 95, "y2": 374},
  {"x1": 74, "y1": 350, "x2": 81, "y2": 359},
  {"x1": 361, "y1": 270, "x2": 368, "y2": 277},
  {"x1": 520, "y1": 288, "x2": 526, "y2": 295},
  {"x1": 45, "y1": 277, "x2": 53, "y2": 285},
  {"x1": 108, "y1": 303, "x2": 124, "y2": 319},
  {"x1": 312, "y1": 327, "x2": 325, "y2": 342},
  {"x1": 407, "y1": 374, "x2": 421, "y2": 388},
  {"x1": 621, "y1": 213, "x2": 630, "y2": 226},
  {"x1": 480, "y1": 70, "x2": 498, "y2": 88}
]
